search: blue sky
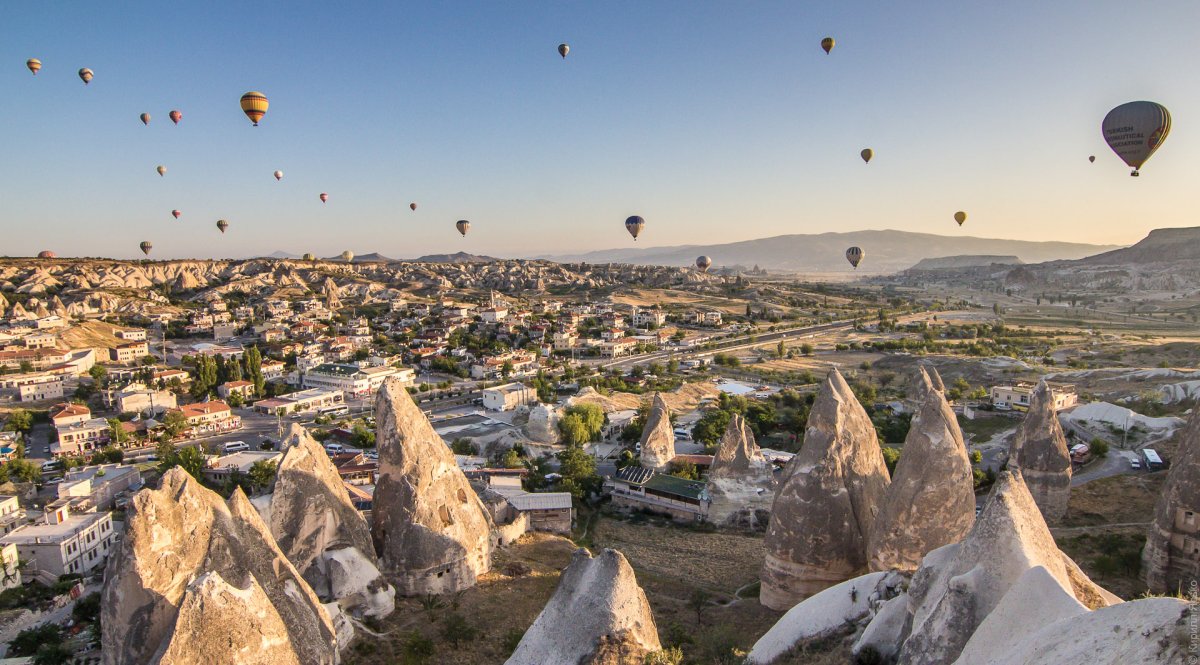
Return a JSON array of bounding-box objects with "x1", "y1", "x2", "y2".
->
[{"x1": 2, "y1": 1, "x2": 1198, "y2": 259}]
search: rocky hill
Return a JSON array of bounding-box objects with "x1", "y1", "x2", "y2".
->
[
  {"x1": 542, "y1": 230, "x2": 1118, "y2": 274},
  {"x1": 413, "y1": 251, "x2": 500, "y2": 263},
  {"x1": 908, "y1": 255, "x2": 1022, "y2": 271},
  {"x1": 1077, "y1": 226, "x2": 1200, "y2": 265}
]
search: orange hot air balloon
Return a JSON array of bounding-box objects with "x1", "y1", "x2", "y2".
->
[
  {"x1": 410, "y1": 202, "x2": 417, "y2": 211},
  {"x1": 171, "y1": 209, "x2": 181, "y2": 220},
  {"x1": 320, "y1": 193, "x2": 329, "y2": 203},
  {"x1": 821, "y1": 37, "x2": 835, "y2": 54},
  {"x1": 37, "y1": 250, "x2": 55, "y2": 259},
  {"x1": 240, "y1": 91, "x2": 269, "y2": 126},
  {"x1": 169, "y1": 110, "x2": 182, "y2": 124},
  {"x1": 140, "y1": 113, "x2": 151, "y2": 126},
  {"x1": 26, "y1": 59, "x2": 41, "y2": 75},
  {"x1": 78, "y1": 68, "x2": 93, "y2": 84}
]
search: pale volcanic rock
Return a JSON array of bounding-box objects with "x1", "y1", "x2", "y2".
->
[
  {"x1": 895, "y1": 469, "x2": 1109, "y2": 665},
  {"x1": 372, "y1": 377, "x2": 494, "y2": 595},
  {"x1": 867, "y1": 389, "x2": 975, "y2": 573},
  {"x1": 265, "y1": 424, "x2": 394, "y2": 617},
  {"x1": 960, "y1": 597, "x2": 1195, "y2": 665},
  {"x1": 926, "y1": 366, "x2": 945, "y2": 394},
  {"x1": 748, "y1": 572, "x2": 892, "y2": 664},
  {"x1": 705, "y1": 414, "x2": 775, "y2": 526},
  {"x1": 760, "y1": 369, "x2": 891, "y2": 610},
  {"x1": 1143, "y1": 408, "x2": 1200, "y2": 594},
  {"x1": 524, "y1": 403, "x2": 563, "y2": 444},
  {"x1": 100, "y1": 468, "x2": 338, "y2": 665},
  {"x1": 1007, "y1": 381, "x2": 1072, "y2": 524},
  {"x1": 506, "y1": 548, "x2": 661, "y2": 665},
  {"x1": 638, "y1": 393, "x2": 675, "y2": 471}
]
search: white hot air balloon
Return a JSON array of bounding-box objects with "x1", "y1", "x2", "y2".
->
[{"x1": 1102, "y1": 101, "x2": 1171, "y2": 177}]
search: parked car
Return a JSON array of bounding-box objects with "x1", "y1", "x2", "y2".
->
[
  {"x1": 325, "y1": 443, "x2": 344, "y2": 455},
  {"x1": 1130, "y1": 459, "x2": 1142, "y2": 470}
]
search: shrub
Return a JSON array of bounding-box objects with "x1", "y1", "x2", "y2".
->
[{"x1": 440, "y1": 612, "x2": 478, "y2": 647}]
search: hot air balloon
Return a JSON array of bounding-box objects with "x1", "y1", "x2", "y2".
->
[
  {"x1": 140, "y1": 113, "x2": 151, "y2": 126},
  {"x1": 1102, "y1": 101, "x2": 1171, "y2": 176},
  {"x1": 1088, "y1": 155, "x2": 1095, "y2": 163},
  {"x1": 216, "y1": 219, "x2": 229, "y2": 234},
  {"x1": 860, "y1": 148, "x2": 873, "y2": 164},
  {"x1": 821, "y1": 37, "x2": 835, "y2": 54},
  {"x1": 410, "y1": 202, "x2": 417, "y2": 211},
  {"x1": 845, "y1": 246, "x2": 864, "y2": 269},
  {"x1": 240, "y1": 91, "x2": 269, "y2": 126},
  {"x1": 302, "y1": 253, "x2": 315, "y2": 262},
  {"x1": 37, "y1": 250, "x2": 55, "y2": 259},
  {"x1": 558, "y1": 43, "x2": 570, "y2": 58},
  {"x1": 169, "y1": 110, "x2": 182, "y2": 124},
  {"x1": 456, "y1": 220, "x2": 470, "y2": 237},
  {"x1": 171, "y1": 209, "x2": 181, "y2": 220},
  {"x1": 341, "y1": 250, "x2": 354, "y2": 262},
  {"x1": 319, "y1": 193, "x2": 329, "y2": 203},
  {"x1": 156, "y1": 165, "x2": 167, "y2": 177},
  {"x1": 954, "y1": 211, "x2": 967, "y2": 227},
  {"x1": 624, "y1": 215, "x2": 645, "y2": 241},
  {"x1": 26, "y1": 59, "x2": 40, "y2": 75},
  {"x1": 78, "y1": 68, "x2": 93, "y2": 84},
  {"x1": 274, "y1": 170, "x2": 283, "y2": 181},
  {"x1": 696, "y1": 256, "x2": 712, "y2": 272},
  {"x1": 139, "y1": 241, "x2": 153, "y2": 256}
]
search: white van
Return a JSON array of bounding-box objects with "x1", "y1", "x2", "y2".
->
[
  {"x1": 222, "y1": 441, "x2": 250, "y2": 454},
  {"x1": 324, "y1": 443, "x2": 344, "y2": 455}
]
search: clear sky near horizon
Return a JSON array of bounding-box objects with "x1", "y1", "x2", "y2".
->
[{"x1": 2, "y1": 1, "x2": 1198, "y2": 260}]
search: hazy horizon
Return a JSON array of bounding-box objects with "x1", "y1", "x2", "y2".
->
[{"x1": 3, "y1": 1, "x2": 1199, "y2": 260}]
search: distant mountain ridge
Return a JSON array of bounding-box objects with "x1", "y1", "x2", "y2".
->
[
  {"x1": 1075, "y1": 226, "x2": 1200, "y2": 265},
  {"x1": 539, "y1": 230, "x2": 1120, "y2": 274},
  {"x1": 413, "y1": 252, "x2": 499, "y2": 264},
  {"x1": 909, "y1": 255, "x2": 1023, "y2": 271}
]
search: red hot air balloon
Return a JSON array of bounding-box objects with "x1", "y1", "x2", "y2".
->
[
  {"x1": 171, "y1": 210, "x2": 181, "y2": 220},
  {"x1": 169, "y1": 110, "x2": 182, "y2": 124},
  {"x1": 37, "y1": 250, "x2": 56, "y2": 259},
  {"x1": 320, "y1": 193, "x2": 329, "y2": 203}
]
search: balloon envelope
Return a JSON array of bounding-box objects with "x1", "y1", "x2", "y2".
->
[
  {"x1": 696, "y1": 256, "x2": 712, "y2": 272},
  {"x1": 240, "y1": 91, "x2": 269, "y2": 125},
  {"x1": 410, "y1": 202, "x2": 417, "y2": 211},
  {"x1": 140, "y1": 113, "x2": 151, "y2": 126},
  {"x1": 624, "y1": 215, "x2": 645, "y2": 240},
  {"x1": 169, "y1": 110, "x2": 182, "y2": 124},
  {"x1": 319, "y1": 193, "x2": 328, "y2": 203},
  {"x1": 302, "y1": 253, "x2": 315, "y2": 262},
  {"x1": 156, "y1": 165, "x2": 167, "y2": 176},
  {"x1": 456, "y1": 220, "x2": 470, "y2": 237},
  {"x1": 821, "y1": 37, "x2": 835, "y2": 54},
  {"x1": 78, "y1": 68, "x2": 93, "y2": 84},
  {"x1": 559, "y1": 43, "x2": 569, "y2": 58},
  {"x1": 171, "y1": 210, "x2": 181, "y2": 220},
  {"x1": 954, "y1": 211, "x2": 967, "y2": 226},
  {"x1": 1102, "y1": 101, "x2": 1171, "y2": 175},
  {"x1": 341, "y1": 250, "x2": 354, "y2": 262},
  {"x1": 1088, "y1": 155, "x2": 1095, "y2": 163},
  {"x1": 216, "y1": 220, "x2": 229, "y2": 234},
  {"x1": 861, "y1": 148, "x2": 873, "y2": 163},
  {"x1": 139, "y1": 241, "x2": 152, "y2": 256},
  {"x1": 37, "y1": 250, "x2": 55, "y2": 259},
  {"x1": 845, "y1": 246, "x2": 864, "y2": 268},
  {"x1": 26, "y1": 59, "x2": 41, "y2": 75},
  {"x1": 274, "y1": 170, "x2": 283, "y2": 181}
]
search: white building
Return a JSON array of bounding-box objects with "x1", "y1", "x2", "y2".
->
[
  {"x1": 202, "y1": 450, "x2": 282, "y2": 485},
  {"x1": 0, "y1": 495, "x2": 26, "y2": 537},
  {"x1": 57, "y1": 464, "x2": 143, "y2": 512},
  {"x1": 632, "y1": 308, "x2": 667, "y2": 328},
  {"x1": 302, "y1": 363, "x2": 414, "y2": 399},
  {"x1": 114, "y1": 384, "x2": 177, "y2": 415},
  {"x1": 252, "y1": 388, "x2": 343, "y2": 415},
  {"x1": 0, "y1": 505, "x2": 114, "y2": 584},
  {"x1": 990, "y1": 382, "x2": 1078, "y2": 411},
  {"x1": 481, "y1": 383, "x2": 535, "y2": 412},
  {"x1": 54, "y1": 418, "x2": 111, "y2": 456}
]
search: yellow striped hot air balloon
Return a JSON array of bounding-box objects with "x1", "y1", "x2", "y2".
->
[
  {"x1": 26, "y1": 59, "x2": 41, "y2": 75},
  {"x1": 240, "y1": 91, "x2": 269, "y2": 126}
]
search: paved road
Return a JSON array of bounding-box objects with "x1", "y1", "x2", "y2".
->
[{"x1": 601, "y1": 320, "x2": 854, "y2": 370}]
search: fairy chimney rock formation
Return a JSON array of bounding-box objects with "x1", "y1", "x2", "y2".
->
[
  {"x1": 760, "y1": 369, "x2": 891, "y2": 610},
  {"x1": 372, "y1": 377, "x2": 494, "y2": 595},
  {"x1": 1007, "y1": 381, "x2": 1072, "y2": 524},
  {"x1": 868, "y1": 388, "x2": 975, "y2": 573},
  {"x1": 926, "y1": 366, "x2": 945, "y2": 394},
  {"x1": 1143, "y1": 409, "x2": 1200, "y2": 594},
  {"x1": 506, "y1": 548, "x2": 661, "y2": 665},
  {"x1": 706, "y1": 414, "x2": 776, "y2": 527},
  {"x1": 101, "y1": 468, "x2": 338, "y2": 665},
  {"x1": 638, "y1": 393, "x2": 675, "y2": 471},
  {"x1": 896, "y1": 469, "x2": 1108, "y2": 665},
  {"x1": 265, "y1": 424, "x2": 395, "y2": 617}
]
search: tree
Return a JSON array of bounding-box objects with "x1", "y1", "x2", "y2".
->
[
  {"x1": 440, "y1": 612, "x2": 478, "y2": 648},
  {"x1": 3, "y1": 409, "x2": 32, "y2": 433},
  {"x1": 668, "y1": 460, "x2": 699, "y2": 480},
  {"x1": 691, "y1": 409, "x2": 732, "y2": 449},
  {"x1": 450, "y1": 438, "x2": 478, "y2": 456},
  {"x1": 226, "y1": 391, "x2": 244, "y2": 408},
  {"x1": 247, "y1": 460, "x2": 277, "y2": 488},
  {"x1": 9, "y1": 624, "x2": 64, "y2": 658},
  {"x1": 107, "y1": 418, "x2": 127, "y2": 446},
  {"x1": 558, "y1": 403, "x2": 605, "y2": 446},
  {"x1": 555, "y1": 446, "x2": 600, "y2": 499},
  {"x1": 500, "y1": 449, "x2": 522, "y2": 468},
  {"x1": 162, "y1": 410, "x2": 188, "y2": 438},
  {"x1": 881, "y1": 447, "x2": 901, "y2": 475},
  {"x1": 1090, "y1": 437, "x2": 1109, "y2": 458},
  {"x1": 501, "y1": 360, "x2": 514, "y2": 378},
  {"x1": 244, "y1": 346, "x2": 265, "y2": 397},
  {"x1": 776, "y1": 340, "x2": 786, "y2": 358},
  {"x1": 800, "y1": 343, "x2": 814, "y2": 356},
  {"x1": 688, "y1": 588, "x2": 712, "y2": 625},
  {"x1": 351, "y1": 423, "x2": 376, "y2": 448},
  {"x1": 88, "y1": 364, "x2": 108, "y2": 386},
  {"x1": 7, "y1": 459, "x2": 40, "y2": 484},
  {"x1": 94, "y1": 446, "x2": 124, "y2": 464},
  {"x1": 159, "y1": 445, "x2": 205, "y2": 479}
]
